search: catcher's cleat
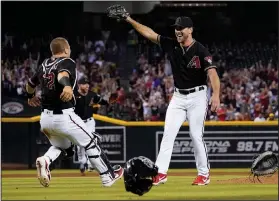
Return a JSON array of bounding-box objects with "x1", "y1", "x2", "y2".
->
[
  {"x1": 192, "y1": 175, "x2": 210, "y2": 186},
  {"x1": 36, "y1": 156, "x2": 51, "y2": 187},
  {"x1": 101, "y1": 166, "x2": 124, "y2": 187}
]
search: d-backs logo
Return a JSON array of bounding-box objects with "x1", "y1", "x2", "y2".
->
[
  {"x1": 204, "y1": 56, "x2": 213, "y2": 65},
  {"x1": 187, "y1": 56, "x2": 201, "y2": 68}
]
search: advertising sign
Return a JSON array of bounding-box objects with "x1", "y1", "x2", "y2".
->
[
  {"x1": 156, "y1": 130, "x2": 278, "y2": 163},
  {"x1": 73, "y1": 126, "x2": 126, "y2": 164}
]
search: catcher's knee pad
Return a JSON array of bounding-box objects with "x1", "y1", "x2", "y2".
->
[{"x1": 124, "y1": 156, "x2": 158, "y2": 196}]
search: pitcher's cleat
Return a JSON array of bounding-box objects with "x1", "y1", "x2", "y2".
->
[
  {"x1": 192, "y1": 175, "x2": 210, "y2": 185},
  {"x1": 152, "y1": 173, "x2": 167, "y2": 186}
]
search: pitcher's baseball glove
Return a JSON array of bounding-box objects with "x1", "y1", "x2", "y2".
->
[
  {"x1": 250, "y1": 151, "x2": 279, "y2": 183},
  {"x1": 106, "y1": 5, "x2": 130, "y2": 21}
]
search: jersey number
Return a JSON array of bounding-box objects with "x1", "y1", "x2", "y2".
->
[{"x1": 43, "y1": 72, "x2": 55, "y2": 89}]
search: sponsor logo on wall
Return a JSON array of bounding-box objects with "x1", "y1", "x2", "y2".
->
[
  {"x1": 74, "y1": 126, "x2": 126, "y2": 164},
  {"x1": 2, "y1": 102, "x2": 24, "y2": 114},
  {"x1": 156, "y1": 131, "x2": 278, "y2": 163}
]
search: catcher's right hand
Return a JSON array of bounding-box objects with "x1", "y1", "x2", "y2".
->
[
  {"x1": 60, "y1": 86, "x2": 73, "y2": 102},
  {"x1": 106, "y1": 5, "x2": 130, "y2": 21},
  {"x1": 28, "y1": 96, "x2": 41, "y2": 107}
]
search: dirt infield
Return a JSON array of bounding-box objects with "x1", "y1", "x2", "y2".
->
[
  {"x1": 217, "y1": 173, "x2": 278, "y2": 184},
  {"x1": 3, "y1": 171, "x2": 258, "y2": 178}
]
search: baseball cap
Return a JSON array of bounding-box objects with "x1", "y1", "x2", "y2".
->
[
  {"x1": 172, "y1": 16, "x2": 193, "y2": 29},
  {"x1": 78, "y1": 77, "x2": 89, "y2": 84}
]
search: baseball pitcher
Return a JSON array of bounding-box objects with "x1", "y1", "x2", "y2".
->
[{"x1": 107, "y1": 5, "x2": 221, "y2": 186}]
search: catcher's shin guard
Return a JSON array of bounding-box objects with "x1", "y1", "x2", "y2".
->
[{"x1": 85, "y1": 139, "x2": 115, "y2": 178}]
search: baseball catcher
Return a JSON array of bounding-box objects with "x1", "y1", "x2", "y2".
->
[
  {"x1": 123, "y1": 156, "x2": 158, "y2": 196},
  {"x1": 250, "y1": 151, "x2": 278, "y2": 183}
]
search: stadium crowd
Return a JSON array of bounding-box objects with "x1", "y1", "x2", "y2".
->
[{"x1": 2, "y1": 33, "x2": 278, "y2": 122}]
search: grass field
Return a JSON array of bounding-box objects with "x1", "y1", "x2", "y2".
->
[{"x1": 2, "y1": 169, "x2": 278, "y2": 200}]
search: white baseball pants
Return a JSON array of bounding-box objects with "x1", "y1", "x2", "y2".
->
[
  {"x1": 40, "y1": 108, "x2": 111, "y2": 175},
  {"x1": 155, "y1": 86, "x2": 210, "y2": 176},
  {"x1": 77, "y1": 118, "x2": 96, "y2": 167}
]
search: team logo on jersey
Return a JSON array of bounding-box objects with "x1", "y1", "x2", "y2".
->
[
  {"x1": 187, "y1": 56, "x2": 201, "y2": 68},
  {"x1": 204, "y1": 56, "x2": 213, "y2": 65}
]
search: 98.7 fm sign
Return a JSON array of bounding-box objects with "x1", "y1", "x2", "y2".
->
[{"x1": 156, "y1": 130, "x2": 278, "y2": 163}]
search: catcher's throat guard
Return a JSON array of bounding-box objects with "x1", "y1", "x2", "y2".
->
[
  {"x1": 250, "y1": 151, "x2": 279, "y2": 183},
  {"x1": 123, "y1": 156, "x2": 158, "y2": 196}
]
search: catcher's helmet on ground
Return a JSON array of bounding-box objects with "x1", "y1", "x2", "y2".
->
[{"x1": 123, "y1": 156, "x2": 158, "y2": 196}]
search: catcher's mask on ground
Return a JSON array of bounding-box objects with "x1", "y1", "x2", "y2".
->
[{"x1": 123, "y1": 156, "x2": 158, "y2": 196}]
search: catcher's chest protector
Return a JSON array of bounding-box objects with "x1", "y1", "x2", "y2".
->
[{"x1": 123, "y1": 156, "x2": 158, "y2": 196}]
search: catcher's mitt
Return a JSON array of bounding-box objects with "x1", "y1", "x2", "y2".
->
[
  {"x1": 250, "y1": 151, "x2": 279, "y2": 183},
  {"x1": 106, "y1": 5, "x2": 130, "y2": 21}
]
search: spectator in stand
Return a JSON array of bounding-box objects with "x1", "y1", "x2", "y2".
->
[
  {"x1": 254, "y1": 113, "x2": 266, "y2": 122},
  {"x1": 216, "y1": 104, "x2": 227, "y2": 121},
  {"x1": 267, "y1": 113, "x2": 275, "y2": 121},
  {"x1": 138, "y1": 93, "x2": 152, "y2": 121},
  {"x1": 260, "y1": 87, "x2": 270, "y2": 110},
  {"x1": 150, "y1": 103, "x2": 159, "y2": 121},
  {"x1": 2, "y1": 31, "x2": 278, "y2": 121}
]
